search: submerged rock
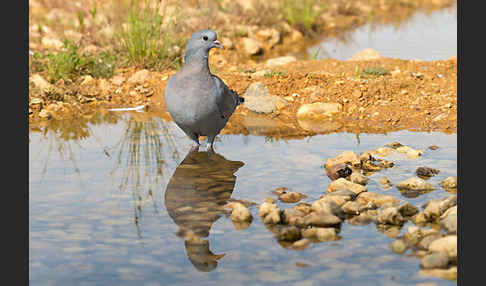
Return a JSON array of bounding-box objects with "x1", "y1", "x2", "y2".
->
[
  {"x1": 279, "y1": 191, "x2": 307, "y2": 203},
  {"x1": 302, "y1": 212, "x2": 342, "y2": 227},
  {"x1": 263, "y1": 209, "x2": 282, "y2": 224},
  {"x1": 421, "y1": 251, "x2": 450, "y2": 269},
  {"x1": 390, "y1": 239, "x2": 408, "y2": 254},
  {"x1": 440, "y1": 176, "x2": 457, "y2": 191},
  {"x1": 311, "y1": 199, "x2": 345, "y2": 219},
  {"x1": 378, "y1": 176, "x2": 393, "y2": 189},
  {"x1": 429, "y1": 235, "x2": 457, "y2": 260},
  {"x1": 439, "y1": 206, "x2": 457, "y2": 234},
  {"x1": 259, "y1": 201, "x2": 279, "y2": 217},
  {"x1": 377, "y1": 207, "x2": 406, "y2": 225},
  {"x1": 356, "y1": 192, "x2": 399, "y2": 208},
  {"x1": 348, "y1": 169, "x2": 368, "y2": 185},
  {"x1": 226, "y1": 202, "x2": 252, "y2": 222},
  {"x1": 301, "y1": 227, "x2": 337, "y2": 242},
  {"x1": 277, "y1": 226, "x2": 302, "y2": 241},
  {"x1": 416, "y1": 166, "x2": 440, "y2": 178},
  {"x1": 397, "y1": 177, "x2": 435, "y2": 192}
]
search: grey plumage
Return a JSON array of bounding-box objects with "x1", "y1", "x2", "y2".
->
[{"x1": 164, "y1": 29, "x2": 244, "y2": 150}]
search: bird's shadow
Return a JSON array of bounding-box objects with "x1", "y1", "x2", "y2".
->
[{"x1": 164, "y1": 147, "x2": 244, "y2": 272}]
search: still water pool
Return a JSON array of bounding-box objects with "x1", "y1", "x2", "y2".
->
[
  {"x1": 29, "y1": 113, "x2": 456, "y2": 285},
  {"x1": 308, "y1": 5, "x2": 457, "y2": 61}
]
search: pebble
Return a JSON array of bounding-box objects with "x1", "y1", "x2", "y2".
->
[
  {"x1": 416, "y1": 166, "x2": 440, "y2": 178},
  {"x1": 225, "y1": 202, "x2": 252, "y2": 222},
  {"x1": 291, "y1": 238, "x2": 311, "y2": 250},
  {"x1": 279, "y1": 192, "x2": 307, "y2": 203},
  {"x1": 390, "y1": 239, "x2": 408, "y2": 254},
  {"x1": 397, "y1": 177, "x2": 435, "y2": 192}
]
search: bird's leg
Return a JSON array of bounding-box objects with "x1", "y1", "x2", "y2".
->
[
  {"x1": 186, "y1": 131, "x2": 200, "y2": 150},
  {"x1": 206, "y1": 135, "x2": 216, "y2": 152}
]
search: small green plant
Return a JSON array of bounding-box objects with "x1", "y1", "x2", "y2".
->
[
  {"x1": 77, "y1": 11, "x2": 85, "y2": 31},
  {"x1": 89, "y1": 4, "x2": 98, "y2": 19},
  {"x1": 34, "y1": 40, "x2": 118, "y2": 81},
  {"x1": 118, "y1": 0, "x2": 184, "y2": 69},
  {"x1": 310, "y1": 46, "x2": 321, "y2": 60},
  {"x1": 362, "y1": 66, "x2": 390, "y2": 76},
  {"x1": 355, "y1": 64, "x2": 361, "y2": 78},
  {"x1": 281, "y1": 0, "x2": 324, "y2": 32},
  {"x1": 264, "y1": 70, "x2": 287, "y2": 77}
]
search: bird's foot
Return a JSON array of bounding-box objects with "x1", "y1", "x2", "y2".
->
[
  {"x1": 206, "y1": 142, "x2": 215, "y2": 153},
  {"x1": 189, "y1": 144, "x2": 200, "y2": 152}
]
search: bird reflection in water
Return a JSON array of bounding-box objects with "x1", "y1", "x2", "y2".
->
[{"x1": 164, "y1": 147, "x2": 244, "y2": 272}]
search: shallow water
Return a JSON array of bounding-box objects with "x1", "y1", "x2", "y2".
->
[
  {"x1": 30, "y1": 113, "x2": 456, "y2": 285},
  {"x1": 308, "y1": 5, "x2": 457, "y2": 61}
]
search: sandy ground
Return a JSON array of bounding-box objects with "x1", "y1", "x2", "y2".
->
[{"x1": 29, "y1": 56, "x2": 457, "y2": 137}]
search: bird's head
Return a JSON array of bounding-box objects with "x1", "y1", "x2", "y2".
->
[{"x1": 184, "y1": 29, "x2": 224, "y2": 63}]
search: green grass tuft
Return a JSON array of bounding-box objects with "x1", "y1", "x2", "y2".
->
[
  {"x1": 281, "y1": 0, "x2": 324, "y2": 32},
  {"x1": 362, "y1": 66, "x2": 390, "y2": 76},
  {"x1": 117, "y1": 0, "x2": 184, "y2": 70}
]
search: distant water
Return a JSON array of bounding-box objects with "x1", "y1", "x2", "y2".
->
[{"x1": 309, "y1": 6, "x2": 457, "y2": 61}]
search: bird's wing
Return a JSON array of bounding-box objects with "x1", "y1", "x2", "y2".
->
[{"x1": 211, "y1": 75, "x2": 241, "y2": 119}]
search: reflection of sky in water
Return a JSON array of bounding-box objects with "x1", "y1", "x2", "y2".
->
[
  {"x1": 309, "y1": 6, "x2": 457, "y2": 61},
  {"x1": 29, "y1": 114, "x2": 456, "y2": 285}
]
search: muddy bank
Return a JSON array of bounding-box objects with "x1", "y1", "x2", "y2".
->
[{"x1": 29, "y1": 56, "x2": 457, "y2": 137}]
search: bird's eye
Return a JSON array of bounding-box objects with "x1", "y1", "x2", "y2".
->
[{"x1": 203, "y1": 36, "x2": 208, "y2": 41}]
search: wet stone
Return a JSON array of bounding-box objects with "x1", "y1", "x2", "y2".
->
[
  {"x1": 259, "y1": 202, "x2": 278, "y2": 217},
  {"x1": 390, "y1": 239, "x2": 408, "y2": 254},
  {"x1": 418, "y1": 234, "x2": 442, "y2": 250},
  {"x1": 281, "y1": 209, "x2": 306, "y2": 225},
  {"x1": 303, "y1": 212, "x2": 342, "y2": 227},
  {"x1": 397, "y1": 202, "x2": 419, "y2": 217},
  {"x1": 348, "y1": 212, "x2": 375, "y2": 226},
  {"x1": 412, "y1": 212, "x2": 429, "y2": 225},
  {"x1": 440, "y1": 176, "x2": 457, "y2": 191},
  {"x1": 263, "y1": 209, "x2": 282, "y2": 224},
  {"x1": 429, "y1": 235, "x2": 457, "y2": 259},
  {"x1": 416, "y1": 166, "x2": 440, "y2": 178},
  {"x1": 439, "y1": 206, "x2": 457, "y2": 234},
  {"x1": 403, "y1": 226, "x2": 422, "y2": 247},
  {"x1": 291, "y1": 238, "x2": 311, "y2": 250},
  {"x1": 439, "y1": 195, "x2": 457, "y2": 214},
  {"x1": 311, "y1": 199, "x2": 345, "y2": 219},
  {"x1": 379, "y1": 176, "x2": 393, "y2": 189},
  {"x1": 279, "y1": 191, "x2": 307, "y2": 203},
  {"x1": 325, "y1": 151, "x2": 361, "y2": 169},
  {"x1": 327, "y1": 178, "x2": 367, "y2": 195},
  {"x1": 421, "y1": 251, "x2": 450, "y2": 269},
  {"x1": 423, "y1": 199, "x2": 442, "y2": 221},
  {"x1": 356, "y1": 192, "x2": 399, "y2": 208},
  {"x1": 348, "y1": 169, "x2": 368, "y2": 185},
  {"x1": 397, "y1": 177, "x2": 435, "y2": 192},
  {"x1": 325, "y1": 163, "x2": 352, "y2": 181},
  {"x1": 294, "y1": 203, "x2": 312, "y2": 215},
  {"x1": 377, "y1": 207, "x2": 406, "y2": 226},
  {"x1": 341, "y1": 201, "x2": 360, "y2": 215},
  {"x1": 302, "y1": 227, "x2": 337, "y2": 242},
  {"x1": 277, "y1": 226, "x2": 302, "y2": 242}
]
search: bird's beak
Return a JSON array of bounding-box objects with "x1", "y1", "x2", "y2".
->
[{"x1": 212, "y1": 40, "x2": 224, "y2": 49}]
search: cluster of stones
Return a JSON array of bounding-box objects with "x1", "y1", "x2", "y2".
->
[{"x1": 254, "y1": 142, "x2": 457, "y2": 277}]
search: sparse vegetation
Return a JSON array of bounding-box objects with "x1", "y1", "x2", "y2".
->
[
  {"x1": 363, "y1": 66, "x2": 391, "y2": 76},
  {"x1": 31, "y1": 40, "x2": 118, "y2": 82},
  {"x1": 264, "y1": 70, "x2": 287, "y2": 77},
  {"x1": 117, "y1": 0, "x2": 184, "y2": 70},
  {"x1": 281, "y1": 0, "x2": 325, "y2": 33}
]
